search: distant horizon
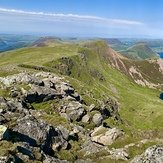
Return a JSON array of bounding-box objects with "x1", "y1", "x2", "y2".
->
[{"x1": 1, "y1": 32, "x2": 163, "y2": 40}]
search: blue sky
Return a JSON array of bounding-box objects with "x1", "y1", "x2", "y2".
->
[{"x1": 0, "y1": 0, "x2": 163, "y2": 38}]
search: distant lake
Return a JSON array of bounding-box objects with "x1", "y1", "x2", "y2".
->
[
  {"x1": 0, "y1": 41, "x2": 17, "y2": 49},
  {"x1": 158, "y1": 52, "x2": 163, "y2": 58}
]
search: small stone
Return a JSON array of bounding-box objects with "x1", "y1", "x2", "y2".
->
[
  {"x1": 0, "y1": 125, "x2": 8, "y2": 140},
  {"x1": 92, "y1": 113, "x2": 103, "y2": 126},
  {"x1": 82, "y1": 114, "x2": 91, "y2": 123},
  {"x1": 0, "y1": 156, "x2": 9, "y2": 163},
  {"x1": 89, "y1": 104, "x2": 95, "y2": 112}
]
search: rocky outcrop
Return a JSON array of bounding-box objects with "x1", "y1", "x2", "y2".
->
[
  {"x1": 108, "y1": 148, "x2": 128, "y2": 160},
  {"x1": 0, "y1": 72, "x2": 81, "y2": 104},
  {"x1": 12, "y1": 115, "x2": 68, "y2": 154},
  {"x1": 59, "y1": 101, "x2": 86, "y2": 121},
  {"x1": 0, "y1": 156, "x2": 9, "y2": 163},
  {"x1": 91, "y1": 126, "x2": 123, "y2": 146},
  {"x1": 0, "y1": 71, "x2": 123, "y2": 162},
  {"x1": 43, "y1": 154, "x2": 70, "y2": 163},
  {"x1": 131, "y1": 145, "x2": 163, "y2": 163}
]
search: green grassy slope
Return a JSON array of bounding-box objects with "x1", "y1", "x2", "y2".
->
[
  {"x1": 0, "y1": 44, "x2": 78, "y2": 67},
  {"x1": 96, "y1": 38, "x2": 128, "y2": 51},
  {"x1": 0, "y1": 39, "x2": 163, "y2": 136},
  {"x1": 43, "y1": 40, "x2": 163, "y2": 132}
]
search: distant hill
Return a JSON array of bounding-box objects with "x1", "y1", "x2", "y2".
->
[
  {"x1": 97, "y1": 38, "x2": 128, "y2": 51},
  {"x1": 142, "y1": 40, "x2": 163, "y2": 53},
  {"x1": 119, "y1": 38, "x2": 163, "y2": 53},
  {"x1": 98, "y1": 38, "x2": 126, "y2": 45},
  {"x1": 119, "y1": 42, "x2": 158, "y2": 60},
  {"x1": 143, "y1": 40, "x2": 163, "y2": 47},
  {"x1": 31, "y1": 36, "x2": 62, "y2": 47}
]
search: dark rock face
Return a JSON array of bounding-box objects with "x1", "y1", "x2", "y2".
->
[{"x1": 12, "y1": 115, "x2": 68, "y2": 155}]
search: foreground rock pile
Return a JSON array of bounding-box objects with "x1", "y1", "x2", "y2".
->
[
  {"x1": 0, "y1": 71, "x2": 161, "y2": 162},
  {"x1": 131, "y1": 145, "x2": 163, "y2": 163}
]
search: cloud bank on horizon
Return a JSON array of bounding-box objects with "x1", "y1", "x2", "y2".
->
[{"x1": 0, "y1": 7, "x2": 154, "y2": 37}]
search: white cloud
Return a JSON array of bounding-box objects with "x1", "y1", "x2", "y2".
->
[
  {"x1": 0, "y1": 7, "x2": 147, "y2": 36},
  {"x1": 0, "y1": 7, "x2": 144, "y2": 25}
]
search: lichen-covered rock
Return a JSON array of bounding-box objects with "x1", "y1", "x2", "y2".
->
[
  {"x1": 108, "y1": 148, "x2": 128, "y2": 160},
  {"x1": 0, "y1": 96, "x2": 27, "y2": 113},
  {"x1": 15, "y1": 142, "x2": 35, "y2": 161},
  {"x1": 0, "y1": 71, "x2": 123, "y2": 162},
  {"x1": 0, "y1": 156, "x2": 9, "y2": 163},
  {"x1": 57, "y1": 125, "x2": 70, "y2": 141},
  {"x1": 131, "y1": 145, "x2": 163, "y2": 163},
  {"x1": 74, "y1": 158, "x2": 92, "y2": 163},
  {"x1": 69, "y1": 124, "x2": 86, "y2": 139},
  {"x1": 68, "y1": 108, "x2": 86, "y2": 121},
  {"x1": 12, "y1": 115, "x2": 68, "y2": 154},
  {"x1": 82, "y1": 114, "x2": 91, "y2": 124},
  {"x1": 80, "y1": 139, "x2": 104, "y2": 155},
  {"x1": 59, "y1": 101, "x2": 86, "y2": 121},
  {"x1": 43, "y1": 154, "x2": 70, "y2": 163},
  {"x1": 29, "y1": 84, "x2": 62, "y2": 102},
  {"x1": 88, "y1": 104, "x2": 95, "y2": 112},
  {"x1": 14, "y1": 152, "x2": 31, "y2": 163},
  {"x1": 0, "y1": 73, "x2": 44, "y2": 87},
  {"x1": 56, "y1": 82, "x2": 74, "y2": 95},
  {"x1": 0, "y1": 125, "x2": 8, "y2": 140},
  {"x1": 92, "y1": 113, "x2": 103, "y2": 127},
  {"x1": 0, "y1": 97, "x2": 9, "y2": 111},
  {"x1": 91, "y1": 126, "x2": 123, "y2": 146}
]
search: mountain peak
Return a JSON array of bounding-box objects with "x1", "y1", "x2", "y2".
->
[
  {"x1": 120, "y1": 42, "x2": 158, "y2": 60},
  {"x1": 31, "y1": 36, "x2": 62, "y2": 47}
]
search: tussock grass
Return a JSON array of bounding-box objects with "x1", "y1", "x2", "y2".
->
[{"x1": 0, "y1": 44, "x2": 78, "y2": 67}]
